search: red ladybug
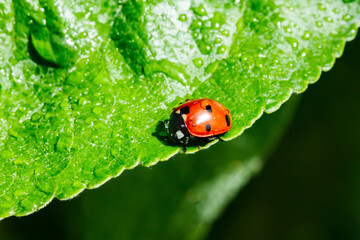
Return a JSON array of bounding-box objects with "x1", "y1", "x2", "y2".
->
[{"x1": 164, "y1": 99, "x2": 232, "y2": 151}]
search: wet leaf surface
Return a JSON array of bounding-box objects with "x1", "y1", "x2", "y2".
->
[{"x1": 0, "y1": 0, "x2": 359, "y2": 219}]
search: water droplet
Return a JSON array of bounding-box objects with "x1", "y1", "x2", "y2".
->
[
  {"x1": 216, "y1": 45, "x2": 226, "y2": 54},
  {"x1": 110, "y1": 146, "x2": 119, "y2": 157},
  {"x1": 81, "y1": 31, "x2": 88, "y2": 38},
  {"x1": 324, "y1": 16, "x2": 333, "y2": 23},
  {"x1": 333, "y1": 8, "x2": 341, "y2": 14},
  {"x1": 8, "y1": 129, "x2": 21, "y2": 139},
  {"x1": 286, "y1": 37, "x2": 299, "y2": 50},
  {"x1": 297, "y1": 49, "x2": 309, "y2": 58},
  {"x1": 55, "y1": 135, "x2": 73, "y2": 152},
  {"x1": 14, "y1": 156, "x2": 29, "y2": 165},
  {"x1": 213, "y1": 22, "x2": 220, "y2": 29},
  {"x1": 283, "y1": 26, "x2": 292, "y2": 33},
  {"x1": 349, "y1": 28, "x2": 356, "y2": 38},
  {"x1": 317, "y1": 3, "x2": 326, "y2": 11},
  {"x1": 210, "y1": 12, "x2": 225, "y2": 29},
  {"x1": 193, "y1": 58, "x2": 204, "y2": 68},
  {"x1": 205, "y1": 61, "x2": 219, "y2": 74},
  {"x1": 302, "y1": 31, "x2": 311, "y2": 40},
  {"x1": 35, "y1": 182, "x2": 53, "y2": 194},
  {"x1": 190, "y1": 19, "x2": 202, "y2": 30},
  {"x1": 221, "y1": 29, "x2": 229, "y2": 37},
  {"x1": 193, "y1": 4, "x2": 208, "y2": 17},
  {"x1": 20, "y1": 197, "x2": 37, "y2": 212},
  {"x1": 78, "y1": 97, "x2": 88, "y2": 105},
  {"x1": 191, "y1": 32, "x2": 199, "y2": 39},
  {"x1": 198, "y1": 42, "x2": 212, "y2": 55},
  {"x1": 178, "y1": 14, "x2": 187, "y2": 22},
  {"x1": 72, "y1": 181, "x2": 85, "y2": 189},
  {"x1": 315, "y1": 21, "x2": 323, "y2": 27},
  {"x1": 342, "y1": 14, "x2": 352, "y2": 21},
  {"x1": 31, "y1": 112, "x2": 41, "y2": 122},
  {"x1": 215, "y1": 37, "x2": 222, "y2": 43}
]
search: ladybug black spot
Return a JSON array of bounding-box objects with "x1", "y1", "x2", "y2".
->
[
  {"x1": 206, "y1": 104, "x2": 212, "y2": 113},
  {"x1": 225, "y1": 114, "x2": 231, "y2": 127},
  {"x1": 206, "y1": 124, "x2": 211, "y2": 132},
  {"x1": 180, "y1": 106, "x2": 190, "y2": 114}
]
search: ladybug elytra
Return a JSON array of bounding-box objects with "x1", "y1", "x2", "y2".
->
[{"x1": 164, "y1": 99, "x2": 232, "y2": 152}]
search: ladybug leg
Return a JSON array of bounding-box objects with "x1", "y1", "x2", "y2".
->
[
  {"x1": 182, "y1": 144, "x2": 187, "y2": 153},
  {"x1": 182, "y1": 137, "x2": 189, "y2": 153},
  {"x1": 177, "y1": 99, "x2": 192, "y2": 106},
  {"x1": 194, "y1": 142, "x2": 200, "y2": 150},
  {"x1": 163, "y1": 119, "x2": 169, "y2": 131},
  {"x1": 218, "y1": 136, "x2": 224, "y2": 142}
]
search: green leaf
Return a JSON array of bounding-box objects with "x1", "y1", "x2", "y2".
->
[{"x1": 0, "y1": 0, "x2": 359, "y2": 219}]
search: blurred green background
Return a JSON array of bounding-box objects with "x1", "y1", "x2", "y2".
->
[
  {"x1": 0, "y1": 33, "x2": 359, "y2": 240},
  {"x1": 210, "y1": 33, "x2": 360, "y2": 240}
]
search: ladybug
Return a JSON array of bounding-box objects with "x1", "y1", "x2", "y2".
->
[{"x1": 164, "y1": 99, "x2": 232, "y2": 151}]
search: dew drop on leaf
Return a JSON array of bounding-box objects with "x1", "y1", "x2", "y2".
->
[
  {"x1": 31, "y1": 112, "x2": 41, "y2": 122},
  {"x1": 302, "y1": 30, "x2": 312, "y2": 40},
  {"x1": 221, "y1": 29, "x2": 229, "y2": 36},
  {"x1": 216, "y1": 45, "x2": 226, "y2": 54},
  {"x1": 324, "y1": 16, "x2": 333, "y2": 23},
  {"x1": 198, "y1": 42, "x2": 212, "y2": 55},
  {"x1": 193, "y1": 58, "x2": 204, "y2": 68},
  {"x1": 55, "y1": 135, "x2": 73, "y2": 152},
  {"x1": 343, "y1": 14, "x2": 353, "y2": 21},
  {"x1": 72, "y1": 181, "x2": 86, "y2": 189},
  {"x1": 110, "y1": 146, "x2": 119, "y2": 157},
  {"x1": 316, "y1": 21, "x2": 323, "y2": 27},
  {"x1": 178, "y1": 14, "x2": 187, "y2": 22},
  {"x1": 317, "y1": 3, "x2": 326, "y2": 11},
  {"x1": 193, "y1": 4, "x2": 208, "y2": 17}
]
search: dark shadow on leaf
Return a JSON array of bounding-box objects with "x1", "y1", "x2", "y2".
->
[
  {"x1": 28, "y1": 34, "x2": 59, "y2": 68},
  {"x1": 152, "y1": 121, "x2": 177, "y2": 147}
]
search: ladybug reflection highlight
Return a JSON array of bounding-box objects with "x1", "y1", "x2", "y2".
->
[{"x1": 164, "y1": 99, "x2": 232, "y2": 152}]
